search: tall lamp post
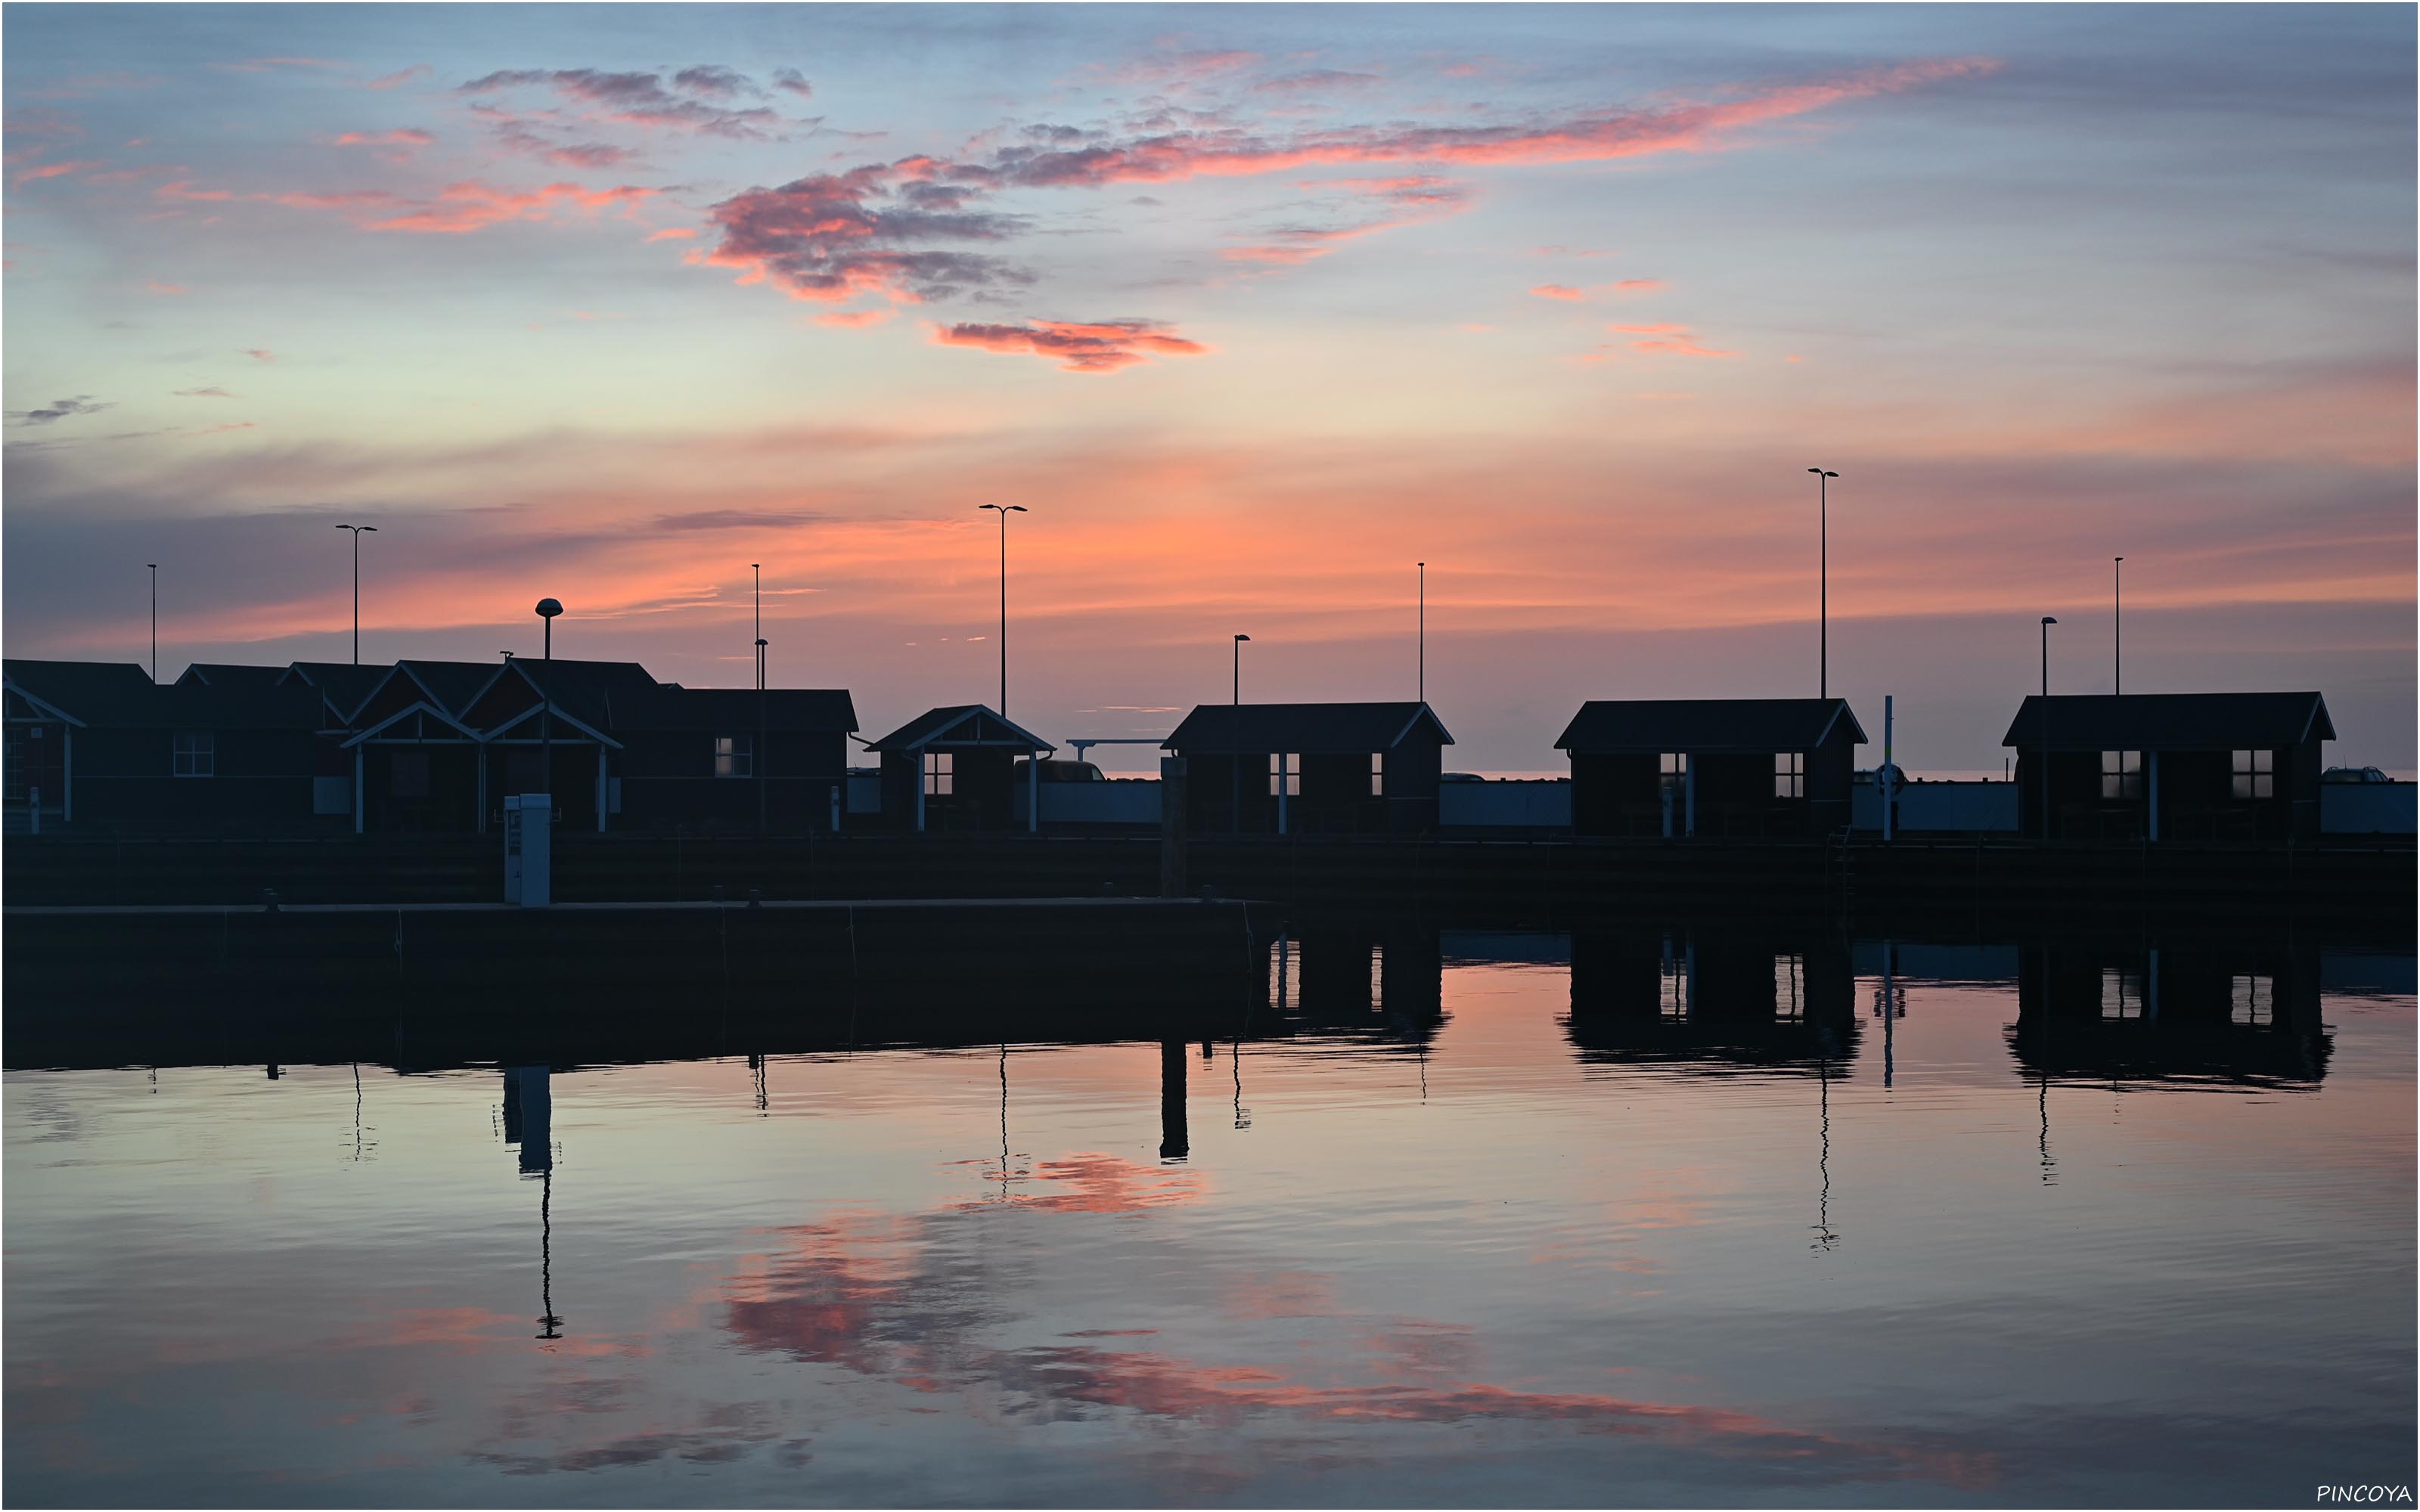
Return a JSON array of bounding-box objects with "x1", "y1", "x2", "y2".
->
[
  {"x1": 147, "y1": 563, "x2": 158, "y2": 683},
  {"x1": 535, "y1": 598, "x2": 562, "y2": 804},
  {"x1": 336, "y1": 525, "x2": 377, "y2": 666},
  {"x1": 2040, "y1": 616, "x2": 2057, "y2": 841},
  {"x1": 1417, "y1": 562, "x2": 1426, "y2": 704},
  {"x1": 979, "y1": 504, "x2": 1027, "y2": 716},
  {"x1": 2112, "y1": 556, "x2": 2123, "y2": 696},
  {"x1": 751, "y1": 562, "x2": 762, "y2": 691},
  {"x1": 1807, "y1": 469, "x2": 1838, "y2": 698},
  {"x1": 1231, "y1": 633, "x2": 1250, "y2": 835}
]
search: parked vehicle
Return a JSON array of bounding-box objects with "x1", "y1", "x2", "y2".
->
[
  {"x1": 1014, "y1": 758, "x2": 1106, "y2": 783},
  {"x1": 2322, "y1": 766, "x2": 2392, "y2": 783}
]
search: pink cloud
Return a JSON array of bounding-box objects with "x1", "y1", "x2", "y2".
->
[
  {"x1": 144, "y1": 279, "x2": 186, "y2": 295},
  {"x1": 645, "y1": 226, "x2": 699, "y2": 242},
  {"x1": 929, "y1": 318, "x2": 1208, "y2": 373},
  {"x1": 979, "y1": 57, "x2": 1998, "y2": 186},
  {"x1": 1531, "y1": 284, "x2": 1584, "y2": 301},
  {"x1": 365, "y1": 64, "x2": 432, "y2": 90},
  {"x1": 331, "y1": 128, "x2": 435, "y2": 148},
  {"x1": 1612, "y1": 278, "x2": 1663, "y2": 293},
  {"x1": 1607, "y1": 323, "x2": 1689, "y2": 335},
  {"x1": 11, "y1": 159, "x2": 103, "y2": 184},
  {"x1": 817, "y1": 308, "x2": 895, "y2": 328},
  {"x1": 162, "y1": 176, "x2": 656, "y2": 235},
  {"x1": 242, "y1": 348, "x2": 275, "y2": 362}
]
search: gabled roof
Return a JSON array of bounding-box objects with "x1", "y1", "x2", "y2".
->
[
  {"x1": 1161, "y1": 702, "x2": 1454, "y2": 754},
  {"x1": 177, "y1": 663, "x2": 289, "y2": 689},
  {"x1": 281, "y1": 662, "x2": 388, "y2": 723},
  {"x1": 864, "y1": 705, "x2": 1052, "y2": 754},
  {"x1": 340, "y1": 699, "x2": 486, "y2": 748},
  {"x1": 2000, "y1": 692, "x2": 2334, "y2": 751},
  {"x1": 466, "y1": 658, "x2": 662, "y2": 732},
  {"x1": 1555, "y1": 699, "x2": 1866, "y2": 753},
  {"x1": 2, "y1": 662, "x2": 320, "y2": 730},
  {"x1": 3, "y1": 660, "x2": 160, "y2": 726},
  {"x1": 612, "y1": 686, "x2": 859, "y2": 733}
]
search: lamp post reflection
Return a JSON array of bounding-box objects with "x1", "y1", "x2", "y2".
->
[{"x1": 503, "y1": 1065, "x2": 563, "y2": 1340}]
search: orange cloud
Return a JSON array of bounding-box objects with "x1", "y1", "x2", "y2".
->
[
  {"x1": 929, "y1": 318, "x2": 1208, "y2": 373},
  {"x1": 816, "y1": 308, "x2": 895, "y2": 328},
  {"x1": 1531, "y1": 284, "x2": 1584, "y2": 300},
  {"x1": 331, "y1": 128, "x2": 435, "y2": 148},
  {"x1": 644, "y1": 226, "x2": 698, "y2": 242}
]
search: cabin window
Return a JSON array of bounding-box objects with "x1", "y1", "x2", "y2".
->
[
  {"x1": 714, "y1": 734, "x2": 752, "y2": 779},
  {"x1": 390, "y1": 751, "x2": 430, "y2": 799},
  {"x1": 1774, "y1": 953, "x2": 1805, "y2": 1021},
  {"x1": 2231, "y1": 748, "x2": 2274, "y2": 800},
  {"x1": 172, "y1": 732, "x2": 214, "y2": 778},
  {"x1": 2100, "y1": 968, "x2": 2144, "y2": 1020},
  {"x1": 2102, "y1": 750, "x2": 2143, "y2": 801},
  {"x1": 1370, "y1": 753, "x2": 1384, "y2": 797},
  {"x1": 924, "y1": 751, "x2": 954, "y2": 797},
  {"x1": 1660, "y1": 937, "x2": 1689, "y2": 1021},
  {"x1": 1773, "y1": 751, "x2": 1804, "y2": 800},
  {"x1": 1660, "y1": 752, "x2": 1687, "y2": 794},
  {"x1": 1268, "y1": 753, "x2": 1299, "y2": 798},
  {"x1": 2231, "y1": 974, "x2": 2274, "y2": 1026}
]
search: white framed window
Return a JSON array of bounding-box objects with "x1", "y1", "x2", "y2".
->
[
  {"x1": 2101, "y1": 968, "x2": 2144, "y2": 1020},
  {"x1": 1660, "y1": 752, "x2": 1687, "y2": 793},
  {"x1": 1268, "y1": 753, "x2": 1299, "y2": 798},
  {"x1": 1773, "y1": 751, "x2": 1804, "y2": 800},
  {"x1": 2232, "y1": 748, "x2": 2274, "y2": 800},
  {"x1": 2102, "y1": 750, "x2": 2143, "y2": 801},
  {"x1": 172, "y1": 731, "x2": 214, "y2": 777},
  {"x1": 714, "y1": 734, "x2": 752, "y2": 779},
  {"x1": 925, "y1": 751, "x2": 954, "y2": 797},
  {"x1": 2231, "y1": 974, "x2": 2274, "y2": 1026},
  {"x1": 1370, "y1": 752, "x2": 1384, "y2": 797}
]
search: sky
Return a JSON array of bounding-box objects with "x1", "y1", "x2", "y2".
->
[{"x1": 4, "y1": 3, "x2": 2412, "y2": 773}]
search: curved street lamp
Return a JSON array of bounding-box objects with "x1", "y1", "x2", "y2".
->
[
  {"x1": 979, "y1": 504, "x2": 1027, "y2": 716},
  {"x1": 1231, "y1": 634, "x2": 1251, "y2": 835},
  {"x1": 1807, "y1": 469, "x2": 1838, "y2": 699},
  {"x1": 336, "y1": 525, "x2": 377, "y2": 666}
]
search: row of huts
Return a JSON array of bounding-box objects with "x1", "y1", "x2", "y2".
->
[{"x1": 2, "y1": 655, "x2": 2346, "y2": 844}]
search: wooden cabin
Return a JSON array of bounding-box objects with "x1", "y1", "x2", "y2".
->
[
  {"x1": 1160, "y1": 702, "x2": 1453, "y2": 835},
  {"x1": 1556, "y1": 699, "x2": 1865, "y2": 838},
  {"x1": 2001, "y1": 692, "x2": 2333, "y2": 844}
]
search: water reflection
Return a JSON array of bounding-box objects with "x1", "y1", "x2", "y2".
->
[
  {"x1": 1566, "y1": 926, "x2": 1860, "y2": 1074},
  {"x1": 3, "y1": 916, "x2": 2410, "y2": 1506},
  {"x1": 2012, "y1": 937, "x2": 2332, "y2": 1087}
]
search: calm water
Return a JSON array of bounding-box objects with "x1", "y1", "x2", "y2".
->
[{"x1": 7, "y1": 931, "x2": 2414, "y2": 1507}]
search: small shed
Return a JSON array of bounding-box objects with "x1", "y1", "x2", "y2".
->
[
  {"x1": 4, "y1": 660, "x2": 319, "y2": 833},
  {"x1": 613, "y1": 686, "x2": 858, "y2": 833},
  {"x1": 1160, "y1": 702, "x2": 1454, "y2": 834},
  {"x1": 864, "y1": 705, "x2": 1053, "y2": 832},
  {"x1": 1556, "y1": 699, "x2": 1866, "y2": 838},
  {"x1": 2001, "y1": 692, "x2": 2334, "y2": 844}
]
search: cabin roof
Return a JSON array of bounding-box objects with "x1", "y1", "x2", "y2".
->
[
  {"x1": 3, "y1": 660, "x2": 162, "y2": 726},
  {"x1": 612, "y1": 686, "x2": 859, "y2": 733},
  {"x1": 864, "y1": 705, "x2": 1052, "y2": 754},
  {"x1": 2000, "y1": 692, "x2": 2334, "y2": 751},
  {"x1": 1555, "y1": 698, "x2": 1866, "y2": 753},
  {"x1": 1161, "y1": 702, "x2": 1454, "y2": 754},
  {"x1": 176, "y1": 663, "x2": 290, "y2": 689}
]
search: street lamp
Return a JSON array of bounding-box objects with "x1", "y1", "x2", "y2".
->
[
  {"x1": 2040, "y1": 616, "x2": 2057, "y2": 841},
  {"x1": 2113, "y1": 557, "x2": 2124, "y2": 696},
  {"x1": 1417, "y1": 561, "x2": 1426, "y2": 704},
  {"x1": 1807, "y1": 469, "x2": 1838, "y2": 698},
  {"x1": 979, "y1": 504, "x2": 1027, "y2": 716},
  {"x1": 1232, "y1": 633, "x2": 1250, "y2": 835},
  {"x1": 147, "y1": 563, "x2": 157, "y2": 683},
  {"x1": 752, "y1": 562, "x2": 762, "y2": 692},
  {"x1": 335, "y1": 526, "x2": 377, "y2": 666}
]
